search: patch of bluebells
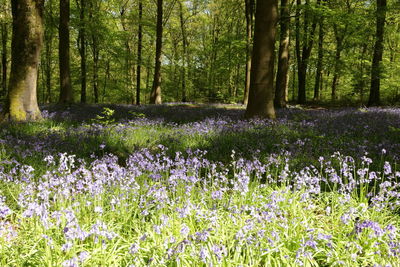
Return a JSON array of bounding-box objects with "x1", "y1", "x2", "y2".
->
[
  {"x1": 0, "y1": 145, "x2": 398, "y2": 265},
  {"x1": 2, "y1": 105, "x2": 399, "y2": 170}
]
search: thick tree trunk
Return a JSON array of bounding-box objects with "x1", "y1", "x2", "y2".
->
[
  {"x1": 368, "y1": 0, "x2": 387, "y2": 107},
  {"x1": 245, "y1": 0, "x2": 278, "y2": 119},
  {"x1": 274, "y1": 0, "x2": 290, "y2": 108},
  {"x1": 1, "y1": 23, "x2": 7, "y2": 96},
  {"x1": 136, "y1": 0, "x2": 143, "y2": 105},
  {"x1": 78, "y1": 0, "x2": 86, "y2": 103},
  {"x1": 243, "y1": 0, "x2": 254, "y2": 105},
  {"x1": 59, "y1": 0, "x2": 73, "y2": 104},
  {"x1": 313, "y1": 18, "x2": 324, "y2": 101},
  {"x1": 1, "y1": 0, "x2": 44, "y2": 121},
  {"x1": 150, "y1": 0, "x2": 163, "y2": 104}
]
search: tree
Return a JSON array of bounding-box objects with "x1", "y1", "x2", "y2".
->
[
  {"x1": 1, "y1": 0, "x2": 44, "y2": 121},
  {"x1": 368, "y1": 0, "x2": 387, "y2": 106},
  {"x1": 295, "y1": 0, "x2": 319, "y2": 104},
  {"x1": 150, "y1": 0, "x2": 163, "y2": 104},
  {"x1": 136, "y1": 0, "x2": 143, "y2": 105},
  {"x1": 243, "y1": 0, "x2": 254, "y2": 105},
  {"x1": 313, "y1": 9, "x2": 324, "y2": 101},
  {"x1": 1, "y1": 21, "x2": 7, "y2": 97},
  {"x1": 245, "y1": 0, "x2": 278, "y2": 119},
  {"x1": 88, "y1": 0, "x2": 100, "y2": 103},
  {"x1": 77, "y1": 0, "x2": 87, "y2": 103},
  {"x1": 179, "y1": 0, "x2": 188, "y2": 102},
  {"x1": 59, "y1": 0, "x2": 74, "y2": 104},
  {"x1": 274, "y1": 0, "x2": 290, "y2": 108}
]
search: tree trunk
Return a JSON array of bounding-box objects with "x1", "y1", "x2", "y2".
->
[
  {"x1": 179, "y1": 1, "x2": 187, "y2": 102},
  {"x1": 243, "y1": 0, "x2": 254, "y2": 105},
  {"x1": 59, "y1": 0, "x2": 74, "y2": 104},
  {"x1": 245, "y1": 0, "x2": 278, "y2": 119},
  {"x1": 150, "y1": 0, "x2": 163, "y2": 104},
  {"x1": 274, "y1": 0, "x2": 290, "y2": 108},
  {"x1": 78, "y1": 0, "x2": 86, "y2": 103},
  {"x1": 136, "y1": 0, "x2": 143, "y2": 105},
  {"x1": 313, "y1": 17, "x2": 324, "y2": 101},
  {"x1": 92, "y1": 41, "x2": 99, "y2": 103},
  {"x1": 1, "y1": 0, "x2": 44, "y2": 121},
  {"x1": 1, "y1": 23, "x2": 7, "y2": 97},
  {"x1": 102, "y1": 60, "x2": 110, "y2": 102},
  {"x1": 368, "y1": 0, "x2": 387, "y2": 107},
  {"x1": 89, "y1": 0, "x2": 99, "y2": 104},
  {"x1": 331, "y1": 36, "x2": 343, "y2": 101},
  {"x1": 296, "y1": 0, "x2": 319, "y2": 104}
]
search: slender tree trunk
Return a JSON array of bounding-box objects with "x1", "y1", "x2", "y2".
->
[
  {"x1": 1, "y1": 0, "x2": 44, "y2": 121},
  {"x1": 331, "y1": 36, "x2": 343, "y2": 101},
  {"x1": 59, "y1": 0, "x2": 74, "y2": 104},
  {"x1": 136, "y1": 0, "x2": 143, "y2": 105},
  {"x1": 243, "y1": 0, "x2": 254, "y2": 105},
  {"x1": 102, "y1": 60, "x2": 110, "y2": 102},
  {"x1": 245, "y1": 0, "x2": 278, "y2": 119},
  {"x1": 313, "y1": 17, "x2": 324, "y2": 101},
  {"x1": 92, "y1": 42, "x2": 99, "y2": 103},
  {"x1": 208, "y1": 16, "x2": 219, "y2": 101},
  {"x1": 179, "y1": 1, "x2": 187, "y2": 102},
  {"x1": 89, "y1": 1, "x2": 99, "y2": 104},
  {"x1": 44, "y1": 38, "x2": 52, "y2": 103},
  {"x1": 368, "y1": 0, "x2": 387, "y2": 107},
  {"x1": 1, "y1": 23, "x2": 7, "y2": 96},
  {"x1": 78, "y1": 0, "x2": 86, "y2": 103},
  {"x1": 296, "y1": 0, "x2": 319, "y2": 104},
  {"x1": 275, "y1": 0, "x2": 290, "y2": 108},
  {"x1": 145, "y1": 52, "x2": 151, "y2": 102},
  {"x1": 150, "y1": 0, "x2": 163, "y2": 104}
]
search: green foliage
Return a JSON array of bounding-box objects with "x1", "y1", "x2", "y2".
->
[{"x1": 92, "y1": 107, "x2": 115, "y2": 125}]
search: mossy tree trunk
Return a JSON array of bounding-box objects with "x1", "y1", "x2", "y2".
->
[
  {"x1": 1, "y1": 0, "x2": 44, "y2": 122},
  {"x1": 245, "y1": 0, "x2": 278, "y2": 119}
]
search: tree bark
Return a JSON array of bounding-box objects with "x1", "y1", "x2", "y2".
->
[
  {"x1": 150, "y1": 0, "x2": 163, "y2": 104},
  {"x1": 136, "y1": 0, "x2": 143, "y2": 105},
  {"x1": 44, "y1": 29, "x2": 52, "y2": 103},
  {"x1": 89, "y1": 0, "x2": 99, "y2": 104},
  {"x1": 179, "y1": 1, "x2": 187, "y2": 102},
  {"x1": 331, "y1": 35, "x2": 343, "y2": 101},
  {"x1": 78, "y1": 0, "x2": 86, "y2": 103},
  {"x1": 296, "y1": 0, "x2": 319, "y2": 104},
  {"x1": 313, "y1": 16, "x2": 324, "y2": 101},
  {"x1": 368, "y1": 0, "x2": 387, "y2": 107},
  {"x1": 245, "y1": 0, "x2": 278, "y2": 119},
  {"x1": 274, "y1": 0, "x2": 290, "y2": 108},
  {"x1": 1, "y1": 23, "x2": 8, "y2": 97},
  {"x1": 1, "y1": 0, "x2": 44, "y2": 121},
  {"x1": 59, "y1": 0, "x2": 74, "y2": 104},
  {"x1": 243, "y1": 0, "x2": 254, "y2": 105}
]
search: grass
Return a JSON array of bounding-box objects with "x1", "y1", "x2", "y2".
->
[{"x1": 0, "y1": 103, "x2": 399, "y2": 266}]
